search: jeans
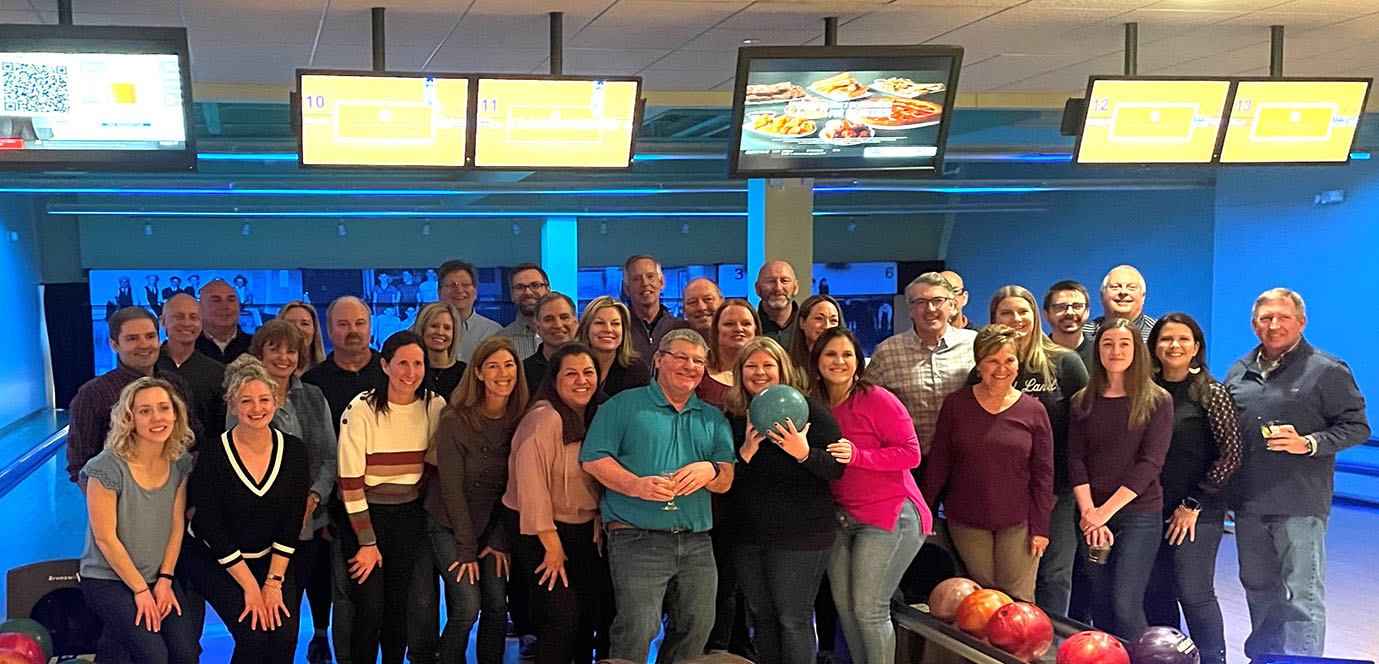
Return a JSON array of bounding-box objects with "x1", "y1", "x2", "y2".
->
[
  {"x1": 735, "y1": 542, "x2": 829, "y2": 664},
  {"x1": 427, "y1": 514, "x2": 508, "y2": 664},
  {"x1": 606, "y1": 528, "x2": 717, "y2": 664},
  {"x1": 1076, "y1": 510, "x2": 1160, "y2": 638},
  {"x1": 829, "y1": 501, "x2": 924, "y2": 664},
  {"x1": 1036, "y1": 492, "x2": 1079, "y2": 616},
  {"x1": 1234, "y1": 512, "x2": 1327, "y2": 658},
  {"x1": 80, "y1": 577, "x2": 199, "y2": 664},
  {"x1": 1144, "y1": 508, "x2": 1227, "y2": 664},
  {"x1": 707, "y1": 525, "x2": 754, "y2": 656}
]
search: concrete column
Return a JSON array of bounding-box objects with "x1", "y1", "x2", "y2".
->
[
  {"x1": 747, "y1": 178, "x2": 814, "y2": 297},
  {"x1": 541, "y1": 216, "x2": 578, "y2": 297}
]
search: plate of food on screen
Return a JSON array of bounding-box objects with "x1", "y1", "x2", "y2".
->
[
  {"x1": 819, "y1": 119, "x2": 875, "y2": 145},
  {"x1": 745, "y1": 112, "x2": 817, "y2": 138},
  {"x1": 808, "y1": 72, "x2": 870, "y2": 101},
  {"x1": 854, "y1": 98, "x2": 943, "y2": 129},
  {"x1": 870, "y1": 78, "x2": 946, "y2": 98},
  {"x1": 746, "y1": 81, "x2": 807, "y2": 104}
]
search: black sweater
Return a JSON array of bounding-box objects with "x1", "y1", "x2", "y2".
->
[
  {"x1": 726, "y1": 398, "x2": 845, "y2": 550},
  {"x1": 188, "y1": 428, "x2": 311, "y2": 568}
]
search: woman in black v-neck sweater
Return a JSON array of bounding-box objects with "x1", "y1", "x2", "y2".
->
[{"x1": 180, "y1": 357, "x2": 310, "y2": 664}]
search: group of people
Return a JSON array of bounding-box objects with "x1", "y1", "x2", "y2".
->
[{"x1": 67, "y1": 255, "x2": 1366, "y2": 664}]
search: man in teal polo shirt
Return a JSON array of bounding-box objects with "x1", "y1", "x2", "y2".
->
[{"x1": 581, "y1": 328, "x2": 736, "y2": 664}]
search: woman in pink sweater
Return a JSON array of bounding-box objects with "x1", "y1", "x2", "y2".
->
[{"x1": 809, "y1": 327, "x2": 929, "y2": 664}]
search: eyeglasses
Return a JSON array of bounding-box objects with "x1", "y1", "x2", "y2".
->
[
  {"x1": 908, "y1": 296, "x2": 952, "y2": 310},
  {"x1": 1050, "y1": 302, "x2": 1087, "y2": 314},
  {"x1": 513, "y1": 281, "x2": 549, "y2": 293},
  {"x1": 441, "y1": 280, "x2": 475, "y2": 291},
  {"x1": 659, "y1": 351, "x2": 706, "y2": 368}
]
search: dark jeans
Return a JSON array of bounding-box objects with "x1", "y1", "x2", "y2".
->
[
  {"x1": 335, "y1": 498, "x2": 429, "y2": 664},
  {"x1": 427, "y1": 514, "x2": 508, "y2": 664},
  {"x1": 80, "y1": 576, "x2": 200, "y2": 664},
  {"x1": 1075, "y1": 510, "x2": 1160, "y2": 638},
  {"x1": 1234, "y1": 512, "x2": 1327, "y2": 658},
  {"x1": 1036, "y1": 492, "x2": 1079, "y2": 616},
  {"x1": 735, "y1": 542, "x2": 830, "y2": 664},
  {"x1": 513, "y1": 521, "x2": 613, "y2": 664},
  {"x1": 177, "y1": 540, "x2": 301, "y2": 664},
  {"x1": 706, "y1": 526, "x2": 753, "y2": 656},
  {"x1": 1144, "y1": 508, "x2": 1227, "y2": 664},
  {"x1": 291, "y1": 533, "x2": 334, "y2": 633},
  {"x1": 815, "y1": 576, "x2": 840, "y2": 652},
  {"x1": 606, "y1": 528, "x2": 717, "y2": 664}
]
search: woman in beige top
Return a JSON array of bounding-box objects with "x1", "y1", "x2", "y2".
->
[{"x1": 502, "y1": 342, "x2": 611, "y2": 664}]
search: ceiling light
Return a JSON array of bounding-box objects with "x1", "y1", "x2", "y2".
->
[{"x1": 742, "y1": 38, "x2": 759, "y2": 44}]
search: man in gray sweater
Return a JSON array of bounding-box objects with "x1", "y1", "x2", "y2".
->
[{"x1": 1224, "y1": 287, "x2": 1369, "y2": 659}]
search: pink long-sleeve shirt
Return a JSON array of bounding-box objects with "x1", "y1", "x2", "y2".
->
[{"x1": 830, "y1": 385, "x2": 932, "y2": 534}]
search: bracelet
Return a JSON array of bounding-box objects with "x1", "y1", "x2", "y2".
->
[
  {"x1": 157, "y1": 572, "x2": 175, "y2": 582},
  {"x1": 267, "y1": 573, "x2": 285, "y2": 583},
  {"x1": 709, "y1": 461, "x2": 722, "y2": 480},
  {"x1": 134, "y1": 587, "x2": 151, "y2": 596}
]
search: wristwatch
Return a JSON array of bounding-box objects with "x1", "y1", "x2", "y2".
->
[{"x1": 1180, "y1": 497, "x2": 1202, "y2": 513}]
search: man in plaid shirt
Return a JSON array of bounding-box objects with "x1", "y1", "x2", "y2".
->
[{"x1": 868, "y1": 272, "x2": 977, "y2": 459}]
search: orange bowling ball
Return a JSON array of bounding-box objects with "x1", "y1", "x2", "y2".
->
[
  {"x1": 954, "y1": 588, "x2": 1014, "y2": 638},
  {"x1": 928, "y1": 577, "x2": 982, "y2": 622}
]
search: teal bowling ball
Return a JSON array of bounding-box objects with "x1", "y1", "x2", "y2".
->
[{"x1": 748, "y1": 384, "x2": 810, "y2": 436}]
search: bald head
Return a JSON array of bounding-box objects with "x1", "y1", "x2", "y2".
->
[
  {"x1": 199, "y1": 278, "x2": 240, "y2": 335},
  {"x1": 939, "y1": 270, "x2": 969, "y2": 324},
  {"x1": 755, "y1": 260, "x2": 799, "y2": 319},
  {"x1": 682, "y1": 277, "x2": 723, "y2": 336},
  {"x1": 1100, "y1": 265, "x2": 1146, "y2": 320},
  {"x1": 160, "y1": 293, "x2": 202, "y2": 345}
]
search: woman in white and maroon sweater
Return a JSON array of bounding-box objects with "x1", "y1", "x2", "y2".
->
[{"x1": 335, "y1": 331, "x2": 445, "y2": 664}]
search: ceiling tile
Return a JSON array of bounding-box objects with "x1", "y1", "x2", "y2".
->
[
  {"x1": 566, "y1": 1, "x2": 751, "y2": 49},
  {"x1": 714, "y1": 6, "x2": 862, "y2": 31},
  {"x1": 564, "y1": 47, "x2": 671, "y2": 74},
  {"x1": 640, "y1": 68, "x2": 730, "y2": 90},
  {"x1": 651, "y1": 48, "x2": 738, "y2": 72},
  {"x1": 679, "y1": 27, "x2": 820, "y2": 50},
  {"x1": 422, "y1": 46, "x2": 550, "y2": 73},
  {"x1": 826, "y1": 6, "x2": 1000, "y2": 44},
  {"x1": 1149, "y1": 0, "x2": 1293, "y2": 10}
]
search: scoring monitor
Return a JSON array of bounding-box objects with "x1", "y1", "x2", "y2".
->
[
  {"x1": 297, "y1": 71, "x2": 470, "y2": 167},
  {"x1": 1075, "y1": 77, "x2": 1231, "y2": 164},
  {"x1": 1218, "y1": 78, "x2": 1371, "y2": 164}
]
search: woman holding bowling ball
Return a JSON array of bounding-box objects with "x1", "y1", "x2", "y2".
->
[
  {"x1": 809, "y1": 327, "x2": 929, "y2": 664},
  {"x1": 1143, "y1": 313, "x2": 1241, "y2": 664},
  {"x1": 1068, "y1": 318, "x2": 1173, "y2": 638},
  {"x1": 922, "y1": 324, "x2": 1055, "y2": 603},
  {"x1": 724, "y1": 336, "x2": 844, "y2": 664},
  {"x1": 79, "y1": 377, "x2": 199, "y2": 664}
]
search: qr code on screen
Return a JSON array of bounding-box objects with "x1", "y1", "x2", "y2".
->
[{"x1": 1, "y1": 62, "x2": 71, "y2": 114}]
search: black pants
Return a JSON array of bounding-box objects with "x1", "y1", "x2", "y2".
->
[
  {"x1": 293, "y1": 529, "x2": 335, "y2": 633},
  {"x1": 335, "y1": 498, "x2": 429, "y2": 664},
  {"x1": 512, "y1": 521, "x2": 613, "y2": 664},
  {"x1": 177, "y1": 540, "x2": 301, "y2": 664}
]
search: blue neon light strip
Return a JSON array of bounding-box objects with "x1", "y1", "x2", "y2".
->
[
  {"x1": 56, "y1": 210, "x2": 751, "y2": 218},
  {"x1": 196, "y1": 152, "x2": 300, "y2": 161},
  {"x1": 0, "y1": 186, "x2": 744, "y2": 196},
  {"x1": 191, "y1": 150, "x2": 1376, "y2": 163}
]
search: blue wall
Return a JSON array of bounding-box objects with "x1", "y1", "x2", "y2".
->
[
  {"x1": 0, "y1": 196, "x2": 51, "y2": 429},
  {"x1": 1212, "y1": 161, "x2": 1379, "y2": 413},
  {"x1": 946, "y1": 188, "x2": 1218, "y2": 344}
]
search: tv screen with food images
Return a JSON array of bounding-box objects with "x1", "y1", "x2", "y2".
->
[
  {"x1": 473, "y1": 76, "x2": 641, "y2": 169},
  {"x1": 1075, "y1": 77, "x2": 1231, "y2": 164},
  {"x1": 1218, "y1": 78, "x2": 1371, "y2": 164},
  {"x1": 0, "y1": 24, "x2": 195, "y2": 172},
  {"x1": 728, "y1": 45, "x2": 962, "y2": 178},
  {"x1": 297, "y1": 70, "x2": 470, "y2": 167}
]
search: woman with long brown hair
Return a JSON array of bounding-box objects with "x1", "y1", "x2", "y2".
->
[
  {"x1": 697, "y1": 298, "x2": 761, "y2": 409},
  {"x1": 424, "y1": 335, "x2": 529, "y2": 664},
  {"x1": 786, "y1": 294, "x2": 844, "y2": 379},
  {"x1": 1068, "y1": 318, "x2": 1172, "y2": 637}
]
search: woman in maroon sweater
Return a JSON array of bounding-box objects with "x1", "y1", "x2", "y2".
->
[
  {"x1": 922, "y1": 325, "x2": 1053, "y2": 602},
  {"x1": 1068, "y1": 318, "x2": 1173, "y2": 638}
]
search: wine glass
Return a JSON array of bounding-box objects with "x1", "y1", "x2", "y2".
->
[{"x1": 659, "y1": 470, "x2": 679, "y2": 511}]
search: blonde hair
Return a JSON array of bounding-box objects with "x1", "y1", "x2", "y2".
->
[
  {"x1": 223, "y1": 354, "x2": 281, "y2": 406},
  {"x1": 105, "y1": 377, "x2": 194, "y2": 463},
  {"x1": 576, "y1": 296, "x2": 640, "y2": 369},
  {"x1": 411, "y1": 302, "x2": 459, "y2": 367},
  {"x1": 724, "y1": 336, "x2": 802, "y2": 416},
  {"x1": 988, "y1": 285, "x2": 1070, "y2": 384},
  {"x1": 276, "y1": 301, "x2": 326, "y2": 372}
]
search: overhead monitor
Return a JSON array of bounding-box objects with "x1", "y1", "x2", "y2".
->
[
  {"x1": 1218, "y1": 78, "x2": 1371, "y2": 164},
  {"x1": 728, "y1": 45, "x2": 963, "y2": 178},
  {"x1": 0, "y1": 24, "x2": 196, "y2": 172},
  {"x1": 1074, "y1": 77, "x2": 1232, "y2": 164},
  {"x1": 472, "y1": 76, "x2": 641, "y2": 169},
  {"x1": 297, "y1": 70, "x2": 470, "y2": 167}
]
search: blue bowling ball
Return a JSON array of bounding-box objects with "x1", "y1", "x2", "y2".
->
[{"x1": 749, "y1": 384, "x2": 810, "y2": 436}]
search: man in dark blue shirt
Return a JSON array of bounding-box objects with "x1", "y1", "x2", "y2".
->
[{"x1": 1224, "y1": 287, "x2": 1369, "y2": 659}]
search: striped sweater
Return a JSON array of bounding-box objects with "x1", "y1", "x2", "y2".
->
[{"x1": 337, "y1": 391, "x2": 446, "y2": 546}]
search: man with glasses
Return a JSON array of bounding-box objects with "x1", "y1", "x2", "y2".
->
[
  {"x1": 439, "y1": 259, "x2": 503, "y2": 363},
  {"x1": 580, "y1": 329, "x2": 736, "y2": 664},
  {"x1": 498, "y1": 262, "x2": 551, "y2": 359},
  {"x1": 940, "y1": 270, "x2": 976, "y2": 331},
  {"x1": 1043, "y1": 280, "x2": 1093, "y2": 359},
  {"x1": 869, "y1": 272, "x2": 977, "y2": 457},
  {"x1": 1083, "y1": 265, "x2": 1156, "y2": 355},
  {"x1": 1225, "y1": 288, "x2": 1367, "y2": 658}
]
